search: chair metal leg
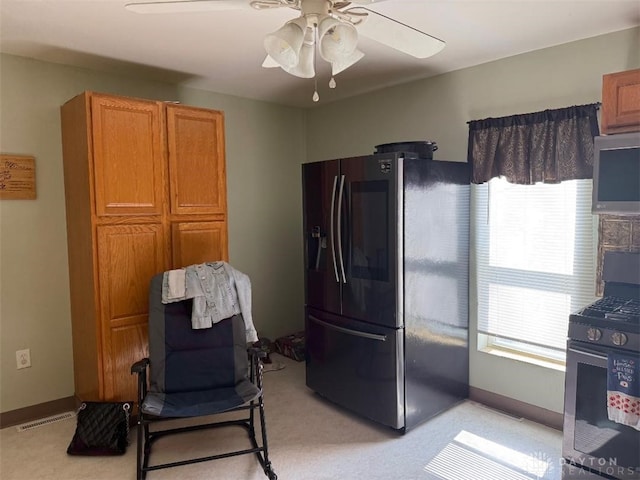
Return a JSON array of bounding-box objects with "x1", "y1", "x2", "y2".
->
[
  {"x1": 136, "y1": 414, "x2": 153, "y2": 480},
  {"x1": 253, "y1": 357, "x2": 277, "y2": 479},
  {"x1": 257, "y1": 395, "x2": 277, "y2": 480},
  {"x1": 136, "y1": 415, "x2": 144, "y2": 480}
]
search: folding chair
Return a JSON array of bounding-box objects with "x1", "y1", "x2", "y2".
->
[{"x1": 131, "y1": 273, "x2": 277, "y2": 480}]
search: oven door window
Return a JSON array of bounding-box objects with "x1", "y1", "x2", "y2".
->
[{"x1": 573, "y1": 359, "x2": 640, "y2": 469}]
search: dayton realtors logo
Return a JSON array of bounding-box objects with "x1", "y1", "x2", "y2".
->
[
  {"x1": 561, "y1": 456, "x2": 638, "y2": 479},
  {"x1": 526, "y1": 450, "x2": 555, "y2": 479}
]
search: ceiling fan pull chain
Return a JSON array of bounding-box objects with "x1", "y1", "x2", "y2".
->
[
  {"x1": 313, "y1": 22, "x2": 320, "y2": 102},
  {"x1": 329, "y1": 76, "x2": 336, "y2": 89}
]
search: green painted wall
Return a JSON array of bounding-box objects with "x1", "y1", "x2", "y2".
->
[
  {"x1": 0, "y1": 54, "x2": 306, "y2": 412},
  {"x1": 305, "y1": 27, "x2": 640, "y2": 413}
]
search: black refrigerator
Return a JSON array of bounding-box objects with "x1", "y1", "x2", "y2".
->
[{"x1": 302, "y1": 151, "x2": 470, "y2": 432}]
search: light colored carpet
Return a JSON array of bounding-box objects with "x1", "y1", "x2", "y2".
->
[{"x1": 1, "y1": 354, "x2": 562, "y2": 480}]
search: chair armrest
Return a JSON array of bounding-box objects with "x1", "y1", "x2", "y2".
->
[
  {"x1": 131, "y1": 358, "x2": 150, "y2": 375},
  {"x1": 247, "y1": 347, "x2": 267, "y2": 359},
  {"x1": 247, "y1": 347, "x2": 266, "y2": 387},
  {"x1": 131, "y1": 358, "x2": 150, "y2": 405}
]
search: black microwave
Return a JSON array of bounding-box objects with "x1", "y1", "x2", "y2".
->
[{"x1": 592, "y1": 131, "x2": 640, "y2": 215}]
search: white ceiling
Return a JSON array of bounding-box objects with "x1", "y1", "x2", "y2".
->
[{"x1": 1, "y1": 0, "x2": 639, "y2": 108}]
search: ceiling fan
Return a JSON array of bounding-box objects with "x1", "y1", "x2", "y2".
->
[{"x1": 125, "y1": 0, "x2": 445, "y2": 102}]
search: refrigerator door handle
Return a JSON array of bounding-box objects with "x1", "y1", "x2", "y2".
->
[
  {"x1": 336, "y1": 174, "x2": 347, "y2": 283},
  {"x1": 309, "y1": 315, "x2": 387, "y2": 342},
  {"x1": 329, "y1": 175, "x2": 340, "y2": 283}
]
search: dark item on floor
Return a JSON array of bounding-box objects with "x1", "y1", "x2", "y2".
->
[
  {"x1": 67, "y1": 401, "x2": 132, "y2": 456},
  {"x1": 275, "y1": 331, "x2": 305, "y2": 362},
  {"x1": 131, "y1": 273, "x2": 277, "y2": 480},
  {"x1": 253, "y1": 337, "x2": 274, "y2": 363}
]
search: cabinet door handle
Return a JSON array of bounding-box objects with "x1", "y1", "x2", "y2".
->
[{"x1": 309, "y1": 315, "x2": 387, "y2": 342}]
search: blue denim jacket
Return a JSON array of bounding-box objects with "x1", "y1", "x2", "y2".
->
[{"x1": 162, "y1": 262, "x2": 258, "y2": 343}]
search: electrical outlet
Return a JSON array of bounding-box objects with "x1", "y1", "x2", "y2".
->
[{"x1": 16, "y1": 349, "x2": 31, "y2": 369}]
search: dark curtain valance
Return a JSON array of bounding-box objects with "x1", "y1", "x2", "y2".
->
[{"x1": 468, "y1": 103, "x2": 600, "y2": 184}]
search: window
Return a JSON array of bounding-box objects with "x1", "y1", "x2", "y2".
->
[{"x1": 474, "y1": 177, "x2": 597, "y2": 363}]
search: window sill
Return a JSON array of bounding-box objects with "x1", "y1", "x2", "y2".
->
[{"x1": 480, "y1": 346, "x2": 566, "y2": 372}]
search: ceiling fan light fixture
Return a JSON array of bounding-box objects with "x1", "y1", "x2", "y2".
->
[
  {"x1": 318, "y1": 16, "x2": 358, "y2": 63},
  {"x1": 123, "y1": 0, "x2": 448, "y2": 103},
  {"x1": 283, "y1": 42, "x2": 316, "y2": 78},
  {"x1": 330, "y1": 47, "x2": 364, "y2": 76},
  {"x1": 262, "y1": 55, "x2": 281, "y2": 68},
  {"x1": 264, "y1": 16, "x2": 307, "y2": 68}
]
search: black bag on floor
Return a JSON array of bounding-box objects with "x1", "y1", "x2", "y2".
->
[{"x1": 67, "y1": 401, "x2": 132, "y2": 456}]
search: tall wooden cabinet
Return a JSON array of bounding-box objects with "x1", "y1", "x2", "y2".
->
[{"x1": 61, "y1": 91, "x2": 228, "y2": 402}]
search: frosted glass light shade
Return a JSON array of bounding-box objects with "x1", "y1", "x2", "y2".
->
[
  {"x1": 331, "y1": 48, "x2": 364, "y2": 75},
  {"x1": 262, "y1": 55, "x2": 280, "y2": 68},
  {"x1": 318, "y1": 17, "x2": 358, "y2": 63},
  {"x1": 284, "y1": 42, "x2": 315, "y2": 78},
  {"x1": 264, "y1": 17, "x2": 307, "y2": 68}
]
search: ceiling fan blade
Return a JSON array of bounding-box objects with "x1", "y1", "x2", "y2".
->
[
  {"x1": 346, "y1": 7, "x2": 445, "y2": 59},
  {"x1": 125, "y1": 0, "x2": 251, "y2": 14}
]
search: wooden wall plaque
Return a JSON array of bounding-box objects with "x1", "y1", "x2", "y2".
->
[{"x1": 0, "y1": 154, "x2": 36, "y2": 200}]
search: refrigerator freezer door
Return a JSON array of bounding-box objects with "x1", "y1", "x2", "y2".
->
[{"x1": 305, "y1": 307, "x2": 405, "y2": 430}]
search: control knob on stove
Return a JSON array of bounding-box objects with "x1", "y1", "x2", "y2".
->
[
  {"x1": 587, "y1": 327, "x2": 602, "y2": 341},
  {"x1": 611, "y1": 332, "x2": 628, "y2": 346}
]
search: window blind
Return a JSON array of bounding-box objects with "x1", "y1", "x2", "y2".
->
[{"x1": 474, "y1": 177, "x2": 597, "y2": 355}]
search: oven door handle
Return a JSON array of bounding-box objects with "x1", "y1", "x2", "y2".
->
[
  {"x1": 568, "y1": 346, "x2": 607, "y2": 360},
  {"x1": 569, "y1": 343, "x2": 640, "y2": 361}
]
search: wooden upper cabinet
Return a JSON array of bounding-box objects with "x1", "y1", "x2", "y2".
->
[
  {"x1": 166, "y1": 104, "x2": 227, "y2": 215},
  {"x1": 601, "y1": 69, "x2": 640, "y2": 135},
  {"x1": 91, "y1": 94, "x2": 165, "y2": 216}
]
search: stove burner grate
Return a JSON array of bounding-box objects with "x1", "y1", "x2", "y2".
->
[{"x1": 578, "y1": 296, "x2": 640, "y2": 321}]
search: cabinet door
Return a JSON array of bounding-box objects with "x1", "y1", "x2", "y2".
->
[
  {"x1": 166, "y1": 105, "x2": 227, "y2": 215},
  {"x1": 601, "y1": 69, "x2": 640, "y2": 134},
  {"x1": 97, "y1": 224, "x2": 166, "y2": 400},
  {"x1": 91, "y1": 94, "x2": 165, "y2": 216},
  {"x1": 172, "y1": 221, "x2": 228, "y2": 268}
]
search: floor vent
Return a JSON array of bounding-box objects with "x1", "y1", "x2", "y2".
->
[{"x1": 16, "y1": 411, "x2": 76, "y2": 432}]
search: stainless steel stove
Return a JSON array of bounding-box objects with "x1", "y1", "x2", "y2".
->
[{"x1": 563, "y1": 252, "x2": 640, "y2": 480}]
